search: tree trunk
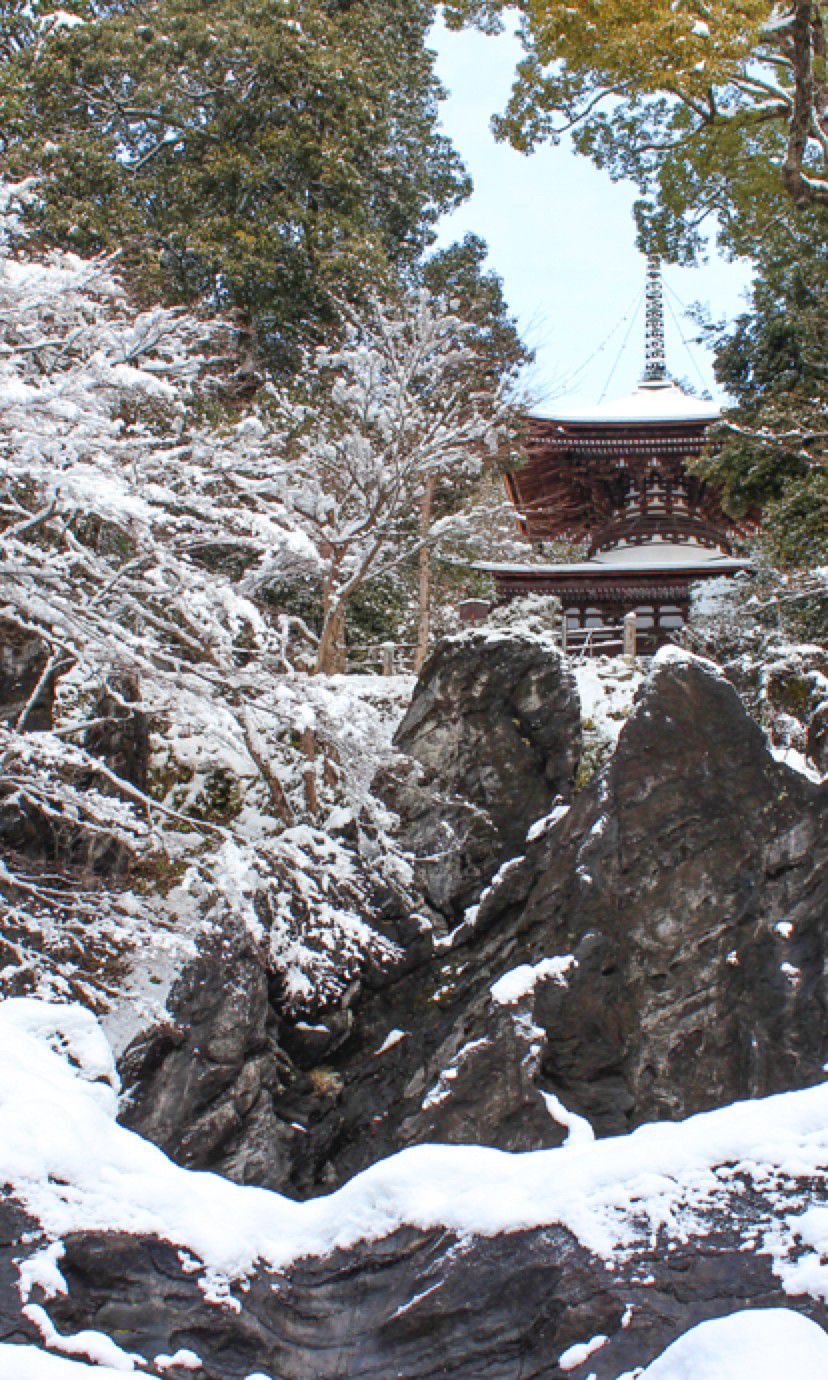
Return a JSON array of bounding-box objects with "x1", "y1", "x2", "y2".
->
[
  {"x1": 783, "y1": 1, "x2": 828, "y2": 206},
  {"x1": 314, "y1": 601, "x2": 347, "y2": 675},
  {"x1": 300, "y1": 726, "x2": 319, "y2": 817},
  {"x1": 414, "y1": 474, "x2": 437, "y2": 674}
]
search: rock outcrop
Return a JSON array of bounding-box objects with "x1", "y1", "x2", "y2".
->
[
  {"x1": 122, "y1": 649, "x2": 826, "y2": 1200},
  {"x1": 285, "y1": 651, "x2": 826, "y2": 1189},
  {"x1": 2, "y1": 1127, "x2": 827, "y2": 1380},
  {"x1": 1, "y1": 643, "x2": 827, "y2": 1378},
  {"x1": 379, "y1": 628, "x2": 581, "y2": 920},
  {"x1": 118, "y1": 924, "x2": 300, "y2": 1191},
  {"x1": 488, "y1": 648, "x2": 827, "y2": 1132}
]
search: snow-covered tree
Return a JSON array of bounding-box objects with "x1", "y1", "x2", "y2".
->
[
  {"x1": 257, "y1": 295, "x2": 514, "y2": 673},
  {"x1": 0, "y1": 178, "x2": 526, "y2": 1021},
  {"x1": 0, "y1": 0, "x2": 470, "y2": 370},
  {"x1": 0, "y1": 180, "x2": 412, "y2": 1014}
]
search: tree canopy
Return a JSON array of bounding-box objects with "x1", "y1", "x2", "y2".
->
[
  {"x1": 423, "y1": 232, "x2": 533, "y2": 385},
  {"x1": 0, "y1": 0, "x2": 470, "y2": 368},
  {"x1": 445, "y1": 2, "x2": 828, "y2": 257},
  {"x1": 1, "y1": 179, "x2": 501, "y2": 1006},
  {"x1": 700, "y1": 209, "x2": 827, "y2": 566}
]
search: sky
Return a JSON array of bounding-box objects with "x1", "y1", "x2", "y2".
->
[{"x1": 430, "y1": 17, "x2": 755, "y2": 411}]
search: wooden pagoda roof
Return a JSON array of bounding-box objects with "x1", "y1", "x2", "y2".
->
[{"x1": 508, "y1": 384, "x2": 751, "y2": 552}]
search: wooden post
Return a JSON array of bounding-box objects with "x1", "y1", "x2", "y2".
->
[
  {"x1": 300, "y1": 726, "x2": 319, "y2": 818},
  {"x1": 560, "y1": 617, "x2": 568, "y2": 656},
  {"x1": 414, "y1": 474, "x2": 437, "y2": 673},
  {"x1": 623, "y1": 611, "x2": 637, "y2": 663},
  {"x1": 381, "y1": 641, "x2": 395, "y2": 676}
]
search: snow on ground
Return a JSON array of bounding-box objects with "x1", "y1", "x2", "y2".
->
[
  {"x1": 2, "y1": 998, "x2": 828, "y2": 1301},
  {"x1": 770, "y1": 742, "x2": 825, "y2": 784},
  {"x1": 21, "y1": 1305, "x2": 143, "y2": 1372},
  {"x1": 0, "y1": 1347, "x2": 221, "y2": 1379},
  {"x1": 558, "y1": 1330, "x2": 608, "y2": 1370},
  {"x1": 632, "y1": 1308, "x2": 828, "y2": 1379},
  {"x1": 0, "y1": 1348, "x2": 141, "y2": 1379},
  {"x1": 541, "y1": 1090, "x2": 596, "y2": 1147},
  {"x1": 572, "y1": 656, "x2": 643, "y2": 772}
]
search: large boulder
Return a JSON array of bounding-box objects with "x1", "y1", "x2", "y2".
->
[
  {"x1": 119, "y1": 651, "x2": 826, "y2": 1200},
  {"x1": 5, "y1": 1203, "x2": 825, "y2": 1380},
  {"x1": 291, "y1": 650, "x2": 826, "y2": 1189},
  {"x1": 119, "y1": 923, "x2": 302, "y2": 1191},
  {"x1": 475, "y1": 647, "x2": 827, "y2": 1134},
  {"x1": 379, "y1": 628, "x2": 581, "y2": 920}
]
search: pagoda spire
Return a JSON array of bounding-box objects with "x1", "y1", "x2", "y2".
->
[{"x1": 643, "y1": 254, "x2": 669, "y2": 385}]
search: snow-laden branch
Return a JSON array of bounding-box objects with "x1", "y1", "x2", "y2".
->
[{"x1": 1, "y1": 183, "x2": 512, "y2": 1015}]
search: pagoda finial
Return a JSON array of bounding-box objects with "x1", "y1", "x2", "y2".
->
[{"x1": 643, "y1": 254, "x2": 668, "y2": 385}]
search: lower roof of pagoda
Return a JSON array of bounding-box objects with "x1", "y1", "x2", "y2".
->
[{"x1": 477, "y1": 542, "x2": 749, "y2": 581}]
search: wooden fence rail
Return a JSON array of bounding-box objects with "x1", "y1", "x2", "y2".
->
[
  {"x1": 345, "y1": 611, "x2": 641, "y2": 673},
  {"x1": 346, "y1": 641, "x2": 418, "y2": 675},
  {"x1": 562, "y1": 611, "x2": 638, "y2": 663}
]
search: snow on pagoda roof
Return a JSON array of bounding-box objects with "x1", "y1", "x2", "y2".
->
[
  {"x1": 531, "y1": 380, "x2": 721, "y2": 427},
  {"x1": 477, "y1": 542, "x2": 748, "y2": 578},
  {"x1": 590, "y1": 542, "x2": 735, "y2": 568}
]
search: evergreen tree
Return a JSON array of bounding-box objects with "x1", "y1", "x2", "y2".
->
[
  {"x1": 700, "y1": 209, "x2": 827, "y2": 567},
  {"x1": 422, "y1": 232, "x2": 532, "y2": 385},
  {"x1": 0, "y1": 0, "x2": 469, "y2": 368}
]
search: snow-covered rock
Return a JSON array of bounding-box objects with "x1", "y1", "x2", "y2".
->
[
  {"x1": 0, "y1": 998, "x2": 827, "y2": 1377},
  {"x1": 637, "y1": 1308, "x2": 828, "y2": 1379}
]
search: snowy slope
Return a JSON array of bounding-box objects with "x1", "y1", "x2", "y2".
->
[{"x1": 2, "y1": 998, "x2": 828, "y2": 1299}]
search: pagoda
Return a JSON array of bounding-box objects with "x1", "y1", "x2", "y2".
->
[{"x1": 480, "y1": 259, "x2": 753, "y2": 650}]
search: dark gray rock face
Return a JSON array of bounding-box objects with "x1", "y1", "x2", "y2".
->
[
  {"x1": 280, "y1": 654, "x2": 826, "y2": 1191},
  {"x1": 123, "y1": 652, "x2": 826, "y2": 1205},
  {"x1": 2, "y1": 1175, "x2": 826, "y2": 1380},
  {"x1": 120, "y1": 924, "x2": 308, "y2": 1191},
  {"x1": 380, "y1": 629, "x2": 581, "y2": 920},
  {"x1": 477, "y1": 652, "x2": 828, "y2": 1134}
]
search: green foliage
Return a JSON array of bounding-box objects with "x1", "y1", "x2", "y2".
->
[
  {"x1": 261, "y1": 566, "x2": 409, "y2": 651},
  {"x1": 263, "y1": 577, "x2": 324, "y2": 635},
  {"x1": 346, "y1": 575, "x2": 408, "y2": 646},
  {"x1": 1, "y1": 0, "x2": 469, "y2": 369},
  {"x1": 422, "y1": 232, "x2": 532, "y2": 385},
  {"x1": 698, "y1": 211, "x2": 828, "y2": 568},
  {"x1": 445, "y1": 1, "x2": 828, "y2": 258}
]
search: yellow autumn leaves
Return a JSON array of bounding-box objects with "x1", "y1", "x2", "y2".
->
[{"x1": 524, "y1": 0, "x2": 772, "y2": 96}]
